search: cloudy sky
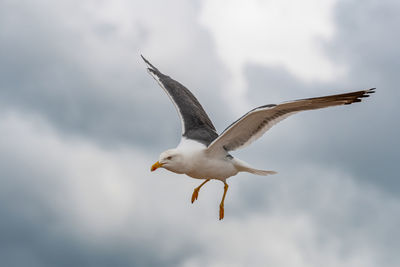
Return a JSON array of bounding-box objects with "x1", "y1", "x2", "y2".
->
[{"x1": 1, "y1": 0, "x2": 399, "y2": 266}]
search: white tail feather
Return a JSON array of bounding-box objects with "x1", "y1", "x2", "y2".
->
[
  {"x1": 233, "y1": 159, "x2": 277, "y2": 176},
  {"x1": 245, "y1": 168, "x2": 277, "y2": 176}
]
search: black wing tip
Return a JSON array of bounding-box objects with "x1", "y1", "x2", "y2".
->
[
  {"x1": 140, "y1": 54, "x2": 149, "y2": 65},
  {"x1": 347, "y1": 87, "x2": 376, "y2": 105},
  {"x1": 147, "y1": 67, "x2": 157, "y2": 75},
  {"x1": 140, "y1": 54, "x2": 149, "y2": 63},
  {"x1": 140, "y1": 54, "x2": 160, "y2": 73},
  {"x1": 366, "y1": 87, "x2": 376, "y2": 94},
  {"x1": 360, "y1": 87, "x2": 376, "y2": 98}
]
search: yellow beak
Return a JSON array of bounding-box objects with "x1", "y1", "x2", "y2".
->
[{"x1": 151, "y1": 161, "x2": 163, "y2": 172}]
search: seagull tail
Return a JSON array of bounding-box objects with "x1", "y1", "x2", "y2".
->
[
  {"x1": 245, "y1": 168, "x2": 277, "y2": 176},
  {"x1": 233, "y1": 159, "x2": 277, "y2": 176}
]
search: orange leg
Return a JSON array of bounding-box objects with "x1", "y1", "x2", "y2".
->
[
  {"x1": 191, "y1": 179, "x2": 211, "y2": 203},
  {"x1": 219, "y1": 181, "x2": 229, "y2": 220}
]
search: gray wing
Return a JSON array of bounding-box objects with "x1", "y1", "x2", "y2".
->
[
  {"x1": 142, "y1": 55, "x2": 218, "y2": 145},
  {"x1": 206, "y1": 88, "x2": 375, "y2": 155}
]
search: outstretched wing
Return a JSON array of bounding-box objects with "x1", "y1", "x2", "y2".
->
[
  {"x1": 142, "y1": 55, "x2": 218, "y2": 145},
  {"x1": 206, "y1": 88, "x2": 375, "y2": 154}
]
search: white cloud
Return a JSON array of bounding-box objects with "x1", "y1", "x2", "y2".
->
[
  {"x1": 0, "y1": 0, "x2": 229, "y2": 147},
  {"x1": 199, "y1": 0, "x2": 346, "y2": 112},
  {"x1": 1, "y1": 110, "x2": 397, "y2": 266},
  {"x1": 0, "y1": 0, "x2": 398, "y2": 266}
]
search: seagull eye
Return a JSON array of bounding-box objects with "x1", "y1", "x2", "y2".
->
[{"x1": 167, "y1": 156, "x2": 172, "y2": 160}]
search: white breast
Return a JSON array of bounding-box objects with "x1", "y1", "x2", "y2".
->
[{"x1": 177, "y1": 138, "x2": 239, "y2": 180}]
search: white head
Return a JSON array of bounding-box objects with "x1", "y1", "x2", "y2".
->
[{"x1": 150, "y1": 149, "x2": 185, "y2": 174}]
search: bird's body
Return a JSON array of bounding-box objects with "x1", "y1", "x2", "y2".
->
[
  {"x1": 142, "y1": 55, "x2": 375, "y2": 220},
  {"x1": 177, "y1": 139, "x2": 238, "y2": 180},
  {"x1": 171, "y1": 138, "x2": 239, "y2": 180},
  {"x1": 155, "y1": 135, "x2": 277, "y2": 181}
]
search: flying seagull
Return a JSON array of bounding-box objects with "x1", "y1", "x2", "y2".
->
[{"x1": 142, "y1": 55, "x2": 375, "y2": 220}]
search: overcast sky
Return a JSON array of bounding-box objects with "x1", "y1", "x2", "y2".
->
[{"x1": 0, "y1": 0, "x2": 399, "y2": 266}]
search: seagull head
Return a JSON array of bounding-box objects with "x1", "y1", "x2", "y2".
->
[{"x1": 151, "y1": 149, "x2": 184, "y2": 173}]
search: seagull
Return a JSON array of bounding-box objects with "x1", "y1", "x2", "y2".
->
[{"x1": 142, "y1": 55, "x2": 375, "y2": 220}]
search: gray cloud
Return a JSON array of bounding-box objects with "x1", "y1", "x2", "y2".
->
[
  {"x1": 238, "y1": 0, "x2": 400, "y2": 194},
  {"x1": 0, "y1": 0, "x2": 399, "y2": 266},
  {"x1": 0, "y1": 0, "x2": 227, "y2": 151},
  {"x1": 1, "y1": 112, "x2": 398, "y2": 267},
  {"x1": 0, "y1": 112, "x2": 203, "y2": 267}
]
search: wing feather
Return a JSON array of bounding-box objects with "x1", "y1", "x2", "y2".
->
[
  {"x1": 142, "y1": 55, "x2": 218, "y2": 145},
  {"x1": 207, "y1": 88, "x2": 375, "y2": 154}
]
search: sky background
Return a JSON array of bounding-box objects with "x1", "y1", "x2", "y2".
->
[{"x1": 0, "y1": 0, "x2": 399, "y2": 266}]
